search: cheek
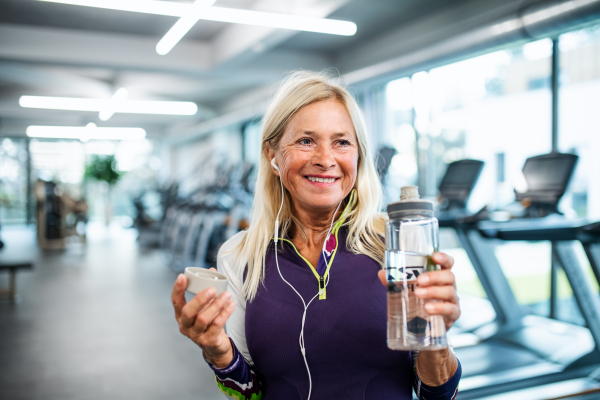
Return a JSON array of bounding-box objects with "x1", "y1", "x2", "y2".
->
[
  {"x1": 342, "y1": 152, "x2": 359, "y2": 186},
  {"x1": 279, "y1": 149, "x2": 306, "y2": 182},
  {"x1": 280, "y1": 150, "x2": 298, "y2": 172}
]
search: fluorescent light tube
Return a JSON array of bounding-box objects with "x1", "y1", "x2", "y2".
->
[
  {"x1": 37, "y1": 0, "x2": 187, "y2": 17},
  {"x1": 156, "y1": 0, "x2": 217, "y2": 56},
  {"x1": 99, "y1": 87, "x2": 129, "y2": 121},
  {"x1": 20, "y1": 96, "x2": 102, "y2": 112},
  {"x1": 199, "y1": 7, "x2": 357, "y2": 35},
  {"x1": 37, "y1": 0, "x2": 357, "y2": 36},
  {"x1": 26, "y1": 125, "x2": 147, "y2": 141},
  {"x1": 118, "y1": 101, "x2": 198, "y2": 115},
  {"x1": 19, "y1": 96, "x2": 198, "y2": 115}
]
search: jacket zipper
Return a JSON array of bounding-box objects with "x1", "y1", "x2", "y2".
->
[{"x1": 278, "y1": 237, "x2": 336, "y2": 299}]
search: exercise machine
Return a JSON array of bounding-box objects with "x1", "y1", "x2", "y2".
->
[{"x1": 435, "y1": 155, "x2": 600, "y2": 399}]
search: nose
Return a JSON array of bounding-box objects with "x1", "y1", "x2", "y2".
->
[{"x1": 312, "y1": 143, "x2": 335, "y2": 170}]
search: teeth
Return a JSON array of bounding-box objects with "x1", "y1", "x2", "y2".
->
[{"x1": 307, "y1": 177, "x2": 335, "y2": 183}]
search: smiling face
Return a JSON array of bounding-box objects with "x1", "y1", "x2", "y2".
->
[{"x1": 268, "y1": 98, "x2": 359, "y2": 216}]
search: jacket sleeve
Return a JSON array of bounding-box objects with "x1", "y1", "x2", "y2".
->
[
  {"x1": 211, "y1": 231, "x2": 264, "y2": 399},
  {"x1": 412, "y1": 350, "x2": 461, "y2": 400},
  {"x1": 208, "y1": 339, "x2": 263, "y2": 400}
]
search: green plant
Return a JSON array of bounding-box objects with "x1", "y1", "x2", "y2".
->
[{"x1": 84, "y1": 155, "x2": 122, "y2": 186}]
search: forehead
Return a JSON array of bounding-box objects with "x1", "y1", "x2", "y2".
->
[{"x1": 285, "y1": 98, "x2": 356, "y2": 136}]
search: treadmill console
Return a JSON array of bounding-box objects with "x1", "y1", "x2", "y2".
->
[
  {"x1": 515, "y1": 153, "x2": 578, "y2": 217},
  {"x1": 438, "y1": 159, "x2": 484, "y2": 211}
]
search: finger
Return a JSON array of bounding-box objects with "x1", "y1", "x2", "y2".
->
[
  {"x1": 415, "y1": 285, "x2": 458, "y2": 302},
  {"x1": 202, "y1": 300, "x2": 237, "y2": 342},
  {"x1": 210, "y1": 268, "x2": 217, "y2": 271},
  {"x1": 181, "y1": 287, "x2": 217, "y2": 329},
  {"x1": 194, "y1": 291, "x2": 232, "y2": 331},
  {"x1": 417, "y1": 269, "x2": 455, "y2": 287},
  {"x1": 432, "y1": 252, "x2": 454, "y2": 270},
  {"x1": 424, "y1": 301, "x2": 461, "y2": 327},
  {"x1": 377, "y1": 269, "x2": 387, "y2": 287},
  {"x1": 171, "y1": 274, "x2": 187, "y2": 322}
]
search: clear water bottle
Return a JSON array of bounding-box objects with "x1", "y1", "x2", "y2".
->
[{"x1": 385, "y1": 186, "x2": 447, "y2": 350}]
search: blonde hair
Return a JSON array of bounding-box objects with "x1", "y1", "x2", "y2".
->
[{"x1": 238, "y1": 70, "x2": 385, "y2": 301}]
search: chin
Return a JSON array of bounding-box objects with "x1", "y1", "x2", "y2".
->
[{"x1": 304, "y1": 196, "x2": 344, "y2": 211}]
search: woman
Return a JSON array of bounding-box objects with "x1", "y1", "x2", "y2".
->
[{"x1": 171, "y1": 71, "x2": 461, "y2": 400}]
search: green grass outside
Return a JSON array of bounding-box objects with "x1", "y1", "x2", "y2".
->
[{"x1": 457, "y1": 266, "x2": 600, "y2": 305}]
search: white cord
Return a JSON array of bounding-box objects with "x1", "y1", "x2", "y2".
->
[{"x1": 273, "y1": 171, "x2": 342, "y2": 400}]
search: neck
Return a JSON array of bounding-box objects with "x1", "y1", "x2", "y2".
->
[{"x1": 290, "y1": 200, "x2": 343, "y2": 248}]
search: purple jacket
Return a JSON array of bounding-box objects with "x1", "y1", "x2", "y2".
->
[{"x1": 211, "y1": 228, "x2": 461, "y2": 400}]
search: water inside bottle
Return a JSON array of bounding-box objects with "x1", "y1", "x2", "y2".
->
[{"x1": 385, "y1": 250, "x2": 447, "y2": 350}]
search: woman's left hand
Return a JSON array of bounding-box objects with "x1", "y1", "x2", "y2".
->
[{"x1": 377, "y1": 252, "x2": 460, "y2": 331}]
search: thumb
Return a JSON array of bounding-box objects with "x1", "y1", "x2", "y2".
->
[{"x1": 377, "y1": 269, "x2": 387, "y2": 287}]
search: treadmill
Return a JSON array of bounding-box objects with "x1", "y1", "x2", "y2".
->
[
  {"x1": 436, "y1": 159, "x2": 484, "y2": 227},
  {"x1": 434, "y1": 155, "x2": 600, "y2": 399}
]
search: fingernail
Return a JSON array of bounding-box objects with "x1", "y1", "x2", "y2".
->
[
  {"x1": 222, "y1": 291, "x2": 231, "y2": 301},
  {"x1": 419, "y1": 275, "x2": 429, "y2": 285},
  {"x1": 176, "y1": 274, "x2": 184, "y2": 284},
  {"x1": 425, "y1": 303, "x2": 435, "y2": 312},
  {"x1": 415, "y1": 288, "x2": 427, "y2": 296},
  {"x1": 206, "y1": 288, "x2": 216, "y2": 297}
]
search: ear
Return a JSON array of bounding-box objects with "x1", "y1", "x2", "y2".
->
[{"x1": 265, "y1": 147, "x2": 280, "y2": 177}]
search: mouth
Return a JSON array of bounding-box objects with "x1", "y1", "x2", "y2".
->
[{"x1": 305, "y1": 175, "x2": 339, "y2": 185}]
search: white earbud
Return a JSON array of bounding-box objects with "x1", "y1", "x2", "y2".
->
[
  {"x1": 271, "y1": 158, "x2": 279, "y2": 171},
  {"x1": 273, "y1": 158, "x2": 282, "y2": 243}
]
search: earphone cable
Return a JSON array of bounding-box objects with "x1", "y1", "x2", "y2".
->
[{"x1": 272, "y1": 164, "x2": 342, "y2": 400}]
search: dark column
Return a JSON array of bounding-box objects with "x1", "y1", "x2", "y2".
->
[
  {"x1": 551, "y1": 38, "x2": 559, "y2": 153},
  {"x1": 26, "y1": 138, "x2": 32, "y2": 224}
]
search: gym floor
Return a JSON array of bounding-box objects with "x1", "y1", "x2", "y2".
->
[{"x1": 0, "y1": 224, "x2": 222, "y2": 400}]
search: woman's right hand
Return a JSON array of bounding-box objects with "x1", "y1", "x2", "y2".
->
[{"x1": 171, "y1": 272, "x2": 237, "y2": 368}]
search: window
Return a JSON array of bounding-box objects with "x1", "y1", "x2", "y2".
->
[
  {"x1": 29, "y1": 139, "x2": 158, "y2": 224},
  {"x1": 558, "y1": 24, "x2": 600, "y2": 219},
  {"x1": 0, "y1": 138, "x2": 29, "y2": 224},
  {"x1": 381, "y1": 38, "x2": 600, "y2": 326}
]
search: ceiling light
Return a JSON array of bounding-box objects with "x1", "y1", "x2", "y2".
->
[
  {"x1": 37, "y1": 0, "x2": 357, "y2": 36},
  {"x1": 37, "y1": 0, "x2": 186, "y2": 17},
  {"x1": 200, "y1": 7, "x2": 356, "y2": 35},
  {"x1": 20, "y1": 95, "x2": 198, "y2": 115},
  {"x1": 99, "y1": 87, "x2": 129, "y2": 121},
  {"x1": 156, "y1": 0, "x2": 217, "y2": 56},
  {"x1": 26, "y1": 124, "x2": 147, "y2": 141}
]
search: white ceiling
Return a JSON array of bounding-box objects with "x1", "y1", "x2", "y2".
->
[{"x1": 0, "y1": 0, "x2": 478, "y2": 140}]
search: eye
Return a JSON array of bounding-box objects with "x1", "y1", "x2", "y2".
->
[
  {"x1": 337, "y1": 139, "x2": 351, "y2": 146},
  {"x1": 298, "y1": 138, "x2": 312, "y2": 145}
]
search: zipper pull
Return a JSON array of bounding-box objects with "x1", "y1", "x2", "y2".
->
[{"x1": 319, "y1": 276, "x2": 326, "y2": 299}]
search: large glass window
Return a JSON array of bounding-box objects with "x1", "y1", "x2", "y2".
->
[
  {"x1": 552, "y1": 23, "x2": 600, "y2": 325},
  {"x1": 428, "y1": 41, "x2": 553, "y2": 211},
  {"x1": 383, "y1": 78, "x2": 419, "y2": 204},
  {"x1": 242, "y1": 120, "x2": 262, "y2": 166},
  {"x1": 29, "y1": 139, "x2": 158, "y2": 224},
  {"x1": 382, "y1": 38, "x2": 600, "y2": 326},
  {"x1": 558, "y1": 24, "x2": 600, "y2": 219},
  {"x1": 0, "y1": 138, "x2": 29, "y2": 224},
  {"x1": 385, "y1": 41, "x2": 554, "y2": 211}
]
